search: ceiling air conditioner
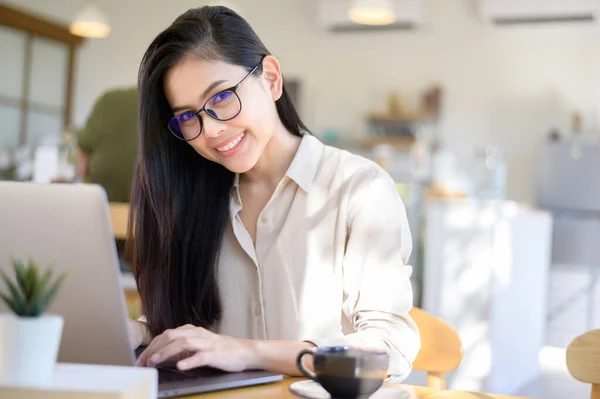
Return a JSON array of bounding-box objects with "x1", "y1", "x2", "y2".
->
[
  {"x1": 479, "y1": 0, "x2": 600, "y2": 25},
  {"x1": 317, "y1": 0, "x2": 424, "y2": 33}
]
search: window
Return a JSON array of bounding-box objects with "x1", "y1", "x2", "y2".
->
[{"x1": 0, "y1": 4, "x2": 83, "y2": 149}]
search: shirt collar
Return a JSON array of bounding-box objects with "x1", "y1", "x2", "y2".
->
[
  {"x1": 285, "y1": 134, "x2": 323, "y2": 193},
  {"x1": 230, "y1": 134, "x2": 323, "y2": 207}
]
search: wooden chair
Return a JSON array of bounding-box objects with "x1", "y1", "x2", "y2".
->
[
  {"x1": 409, "y1": 307, "x2": 463, "y2": 391},
  {"x1": 109, "y1": 202, "x2": 129, "y2": 240},
  {"x1": 566, "y1": 329, "x2": 600, "y2": 399}
]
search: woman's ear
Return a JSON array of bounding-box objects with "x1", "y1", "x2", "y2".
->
[{"x1": 261, "y1": 55, "x2": 283, "y2": 101}]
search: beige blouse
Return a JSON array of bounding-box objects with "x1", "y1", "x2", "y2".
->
[{"x1": 214, "y1": 134, "x2": 420, "y2": 380}]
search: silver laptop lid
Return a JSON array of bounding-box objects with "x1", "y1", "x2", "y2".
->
[{"x1": 0, "y1": 181, "x2": 135, "y2": 366}]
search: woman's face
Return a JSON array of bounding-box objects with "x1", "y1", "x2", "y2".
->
[{"x1": 163, "y1": 55, "x2": 283, "y2": 173}]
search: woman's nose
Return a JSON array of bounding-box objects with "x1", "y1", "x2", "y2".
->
[{"x1": 200, "y1": 113, "x2": 226, "y2": 138}]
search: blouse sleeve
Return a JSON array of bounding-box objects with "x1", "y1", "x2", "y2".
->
[{"x1": 308, "y1": 165, "x2": 421, "y2": 382}]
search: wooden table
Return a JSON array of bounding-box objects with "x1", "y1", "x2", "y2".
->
[{"x1": 184, "y1": 377, "x2": 532, "y2": 399}]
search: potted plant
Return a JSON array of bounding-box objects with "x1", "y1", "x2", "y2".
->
[{"x1": 0, "y1": 257, "x2": 68, "y2": 386}]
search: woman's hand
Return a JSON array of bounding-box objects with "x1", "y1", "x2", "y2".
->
[{"x1": 135, "y1": 324, "x2": 257, "y2": 372}]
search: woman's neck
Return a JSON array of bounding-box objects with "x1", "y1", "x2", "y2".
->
[{"x1": 241, "y1": 124, "x2": 301, "y2": 188}]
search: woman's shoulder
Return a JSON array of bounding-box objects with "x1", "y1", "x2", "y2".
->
[{"x1": 318, "y1": 138, "x2": 393, "y2": 185}]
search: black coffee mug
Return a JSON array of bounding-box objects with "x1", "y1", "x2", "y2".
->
[{"x1": 296, "y1": 346, "x2": 389, "y2": 399}]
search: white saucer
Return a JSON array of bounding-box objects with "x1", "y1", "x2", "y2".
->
[{"x1": 289, "y1": 379, "x2": 416, "y2": 399}]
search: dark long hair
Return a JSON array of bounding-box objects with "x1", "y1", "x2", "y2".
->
[{"x1": 127, "y1": 6, "x2": 309, "y2": 337}]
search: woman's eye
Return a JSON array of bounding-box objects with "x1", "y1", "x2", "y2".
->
[
  {"x1": 178, "y1": 112, "x2": 196, "y2": 122},
  {"x1": 211, "y1": 91, "x2": 232, "y2": 105}
]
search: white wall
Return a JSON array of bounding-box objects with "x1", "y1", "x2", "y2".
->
[{"x1": 6, "y1": 0, "x2": 600, "y2": 203}]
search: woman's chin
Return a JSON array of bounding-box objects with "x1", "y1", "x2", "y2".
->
[{"x1": 220, "y1": 157, "x2": 258, "y2": 174}]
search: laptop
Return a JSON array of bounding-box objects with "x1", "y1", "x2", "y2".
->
[{"x1": 0, "y1": 181, "x2": 282, "y2": 398}]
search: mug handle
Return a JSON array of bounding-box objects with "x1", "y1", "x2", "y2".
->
[{"x1": 296, "y1": 348, "x2": 318, "y2": 381}]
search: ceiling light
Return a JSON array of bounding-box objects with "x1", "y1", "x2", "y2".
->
[
  {"x1": 69, "y1": 1, "x2": 110, "y2": 38},
  {"x1": 348, "y1": 0, "x2": 397, "y2": 25}
]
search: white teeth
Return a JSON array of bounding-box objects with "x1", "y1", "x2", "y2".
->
[{"x1": 216, "y1": 132, "x2": 245, "y2": 152}]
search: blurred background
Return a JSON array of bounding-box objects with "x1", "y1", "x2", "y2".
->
[{"x1": 1, "y1": 0, "x2": 600, "y2": 397}]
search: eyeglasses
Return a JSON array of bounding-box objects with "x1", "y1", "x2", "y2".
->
[{"x1": 167, "y1": 61, "x2": 263, "y2": 141}]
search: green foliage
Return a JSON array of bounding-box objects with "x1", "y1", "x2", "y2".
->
[{"x1": 0, "y1": 257, "x2": 68, "y2": 317}]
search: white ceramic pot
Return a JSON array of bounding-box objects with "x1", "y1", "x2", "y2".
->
[{"x1": 0, "y1": 313, "x2": 63, "y2": 386}]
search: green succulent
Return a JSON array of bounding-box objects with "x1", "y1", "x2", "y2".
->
[{"x1": 0, "y1": 257, "x2": 68, "y2": 317}]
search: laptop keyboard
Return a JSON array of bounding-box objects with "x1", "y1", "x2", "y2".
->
[
  {"x1": 157, "y1": 366, "x2": 228, "y2": 384},
  {"x1": 158, "y1": 368, "x2": 195, "y2": 383},
  {"x1": 135, "y1": 347, "x2": 231, "y2": 385}
]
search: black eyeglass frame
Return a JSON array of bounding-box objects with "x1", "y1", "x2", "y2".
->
[{"x1": 167, "y1": 60, "x2": 264, "y2": 141}]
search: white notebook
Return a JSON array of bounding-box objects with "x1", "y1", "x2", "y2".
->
[{"x1": 0, "y1": 363, "x2": 157, "y2": 399}]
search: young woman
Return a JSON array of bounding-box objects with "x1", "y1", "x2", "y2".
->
[{"x1": 127, "y1": 5, "x2": 420, "y2": 380}]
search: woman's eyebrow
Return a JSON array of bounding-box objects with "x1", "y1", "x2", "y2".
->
[{"x1": 171, "y1": 79, "x2": 228, "y2": 113}]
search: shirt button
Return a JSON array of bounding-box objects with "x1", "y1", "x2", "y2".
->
[
  {"x1": 254, "y1": 306, "x2": 262, "y2": 316},
  {"x1": 260, "y1": 215, "x2": 268, "y2": 224}
]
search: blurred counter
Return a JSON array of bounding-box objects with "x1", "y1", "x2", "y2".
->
[{"x1": 422, "y1": 198, "x2": 552, "y2": 395}]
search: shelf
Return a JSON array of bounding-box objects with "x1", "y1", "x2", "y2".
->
[
  {"x1": 361, "y1": 136, "x2": 415, "y2": 149},
  {"x1": 366, "y1": 111, "x2": 436, "y2": 124}
]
